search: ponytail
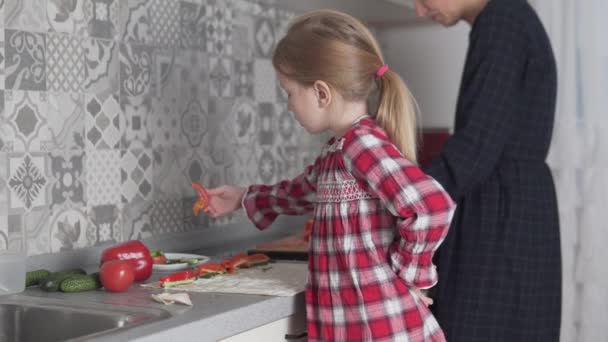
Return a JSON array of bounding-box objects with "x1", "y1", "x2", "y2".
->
[{"x1": 376, "y1": 70, "x2": 419, "y2": 164}]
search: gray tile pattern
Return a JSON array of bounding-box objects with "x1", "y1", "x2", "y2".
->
[
  {"x1": 83, "y1": 38, "x2": 119, "y2": 94},
  {"x1": 180, "y1": 1, "x2": 206, "y2": 50},
  {"x1": 23, "y1": 210, "x2": 51, "y2": 255},
  {"x1": 84, "y1": 0, "x2": 120, "y2": 40},
  {"x1": 85, "y1": 149, "x2": 120, "y2": 207},
  {"x1": 8, "y1": 153, "x2": 48, "y2": 212},
  {"x1": 88, "y1": 203, "x2": 121, "y2": 244},
  {"x1": 85, "y1": 92, "x2": 122, "y2": 149},
  {"x1": 122, "y1": 200, "x2": 153, "y2": 240},
  {"x1": 5, "y1": 0, "x2": 49, "y2": 32},
  {"x1": 5, "y1": 30, "x2": 46, "y2": 91},
  {"x1": 120, "y1": 43, "x2": 153, "y2": 98},
  {"x1": 1, "y1": 90, "x2": 49, "y2": 152},
  {"x1": 120, "y1": 0, "x2": 153, "y2": 45},
  {"x1": 150, "y1": 0, "x2": 180, "y2": 48},
  {"x1": 120, "y1": 148, "x2": 153, "y2": 203},
  {"x1": 46, "y1": 92, "x2": 86, "y2": 151},
  {"x1": 49, "y1": 206, "x2": 90, "y2": 252},
  {"x1": 203, "y1": 0, "x2": 233, "y2": 56},
  {"x1": 49, "y1": 150, "x2": 85, "y2": 210},
  {"x1": 47, "y1": 0, "x2": 88, "y2": 36},
  {"x1": 0, "y1": 214, "x2": 8, "y2": 250},
  {"x1": 0, "y1": 30, "x2": 6, "y2": 89},
  {"x1": 0, "y1": 0, "x2": 324, "y2": 256},
  {"x1": 46, "y1": 33, "x2": 84, "y2": 92}
]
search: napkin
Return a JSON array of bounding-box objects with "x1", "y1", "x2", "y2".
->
[{"x1": 151, "y1": 292, "x2": 193, "y2": 306}]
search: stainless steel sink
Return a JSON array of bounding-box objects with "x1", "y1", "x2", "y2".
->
[{"x1": 0, "y1": 297, "x2": 171, "y2": 342}]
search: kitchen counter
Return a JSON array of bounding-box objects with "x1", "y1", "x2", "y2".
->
[
  {"x1": 15, "y1": 262, "x2": 307, "y2": 342},
  {"x1": 15, "y1": 216, "x2": 311, "y2": 341}
]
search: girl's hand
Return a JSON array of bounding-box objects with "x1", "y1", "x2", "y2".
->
[
  {"x1": 412, "y1": 288, "x2": 434, "y2": 307},
  {"x1": 204, "y1": 185, "x2": 247, "y2": 218}
]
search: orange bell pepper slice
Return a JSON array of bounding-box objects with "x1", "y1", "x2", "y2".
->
[
  {"x1": 192, "y1": 200, "x2": 206, "y2": 216},
  {"x1": 191, "y1": 181, "x2": 209, "y2": 216}
]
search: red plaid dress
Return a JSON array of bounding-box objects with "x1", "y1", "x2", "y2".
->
[{"x1": 243, "y1": 118, "x2": 455, "y2": 342}]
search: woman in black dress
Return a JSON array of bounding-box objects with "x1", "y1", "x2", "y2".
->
[{"x1": 414, "y1": 0, "x2": 561, "y2": 341}]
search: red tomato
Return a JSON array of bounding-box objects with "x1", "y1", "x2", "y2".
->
[
  {"x1": 152, "y1": 255, "x2": 167, "y2": 264},
  {"x1": 100, "y1": 260, "x2": 134, "y2": 292}
]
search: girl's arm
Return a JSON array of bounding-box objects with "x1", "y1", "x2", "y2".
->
[
  {"x1": 342, "y1": 127, "x2": 456, "y2": 289},
  {"x1": 241, "y1": 156, "x2": 321, "y2": 230}
]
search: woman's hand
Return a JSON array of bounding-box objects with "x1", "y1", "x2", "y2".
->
[
  {"x1": 204, "y1": 185, "x2": 247, "y2": 218},
  {"x1": 412, "y1": 288, "x2": 434, "y2": 307}
]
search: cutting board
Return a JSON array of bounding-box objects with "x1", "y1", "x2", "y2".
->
[
  {"x1": 248, "y1": 235, "x2": 309, "y2": 261},
  {"x1": 142, "y1": 262, "x2": 307, "y2": 297}
]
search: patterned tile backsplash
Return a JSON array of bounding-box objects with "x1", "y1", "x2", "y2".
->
[{"x1": 0, "y1": 0, "x2": 323, "y2": 256}]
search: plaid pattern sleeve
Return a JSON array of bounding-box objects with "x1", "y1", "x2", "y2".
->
[
  {"x1": 342, "y1": 126, "x2": 456, "y2": 289},
  {"x1": 242, "y1": 156, "x2": 321, "y2": 230}
]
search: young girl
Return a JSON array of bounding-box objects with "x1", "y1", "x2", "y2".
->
[{"x1": 205, "y1": 10, "x2": 456, "y2": 342}]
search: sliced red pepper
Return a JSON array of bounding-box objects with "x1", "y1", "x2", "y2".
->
[
  {"x1": 192, "y1": 182, "x2": 209, "y2": 209},
  {"x1": 159, "y1": 269, "x2": 196, "y2": 288},
  {"x1": 195, "y1": 262, "x2": 227, "y2": 278},
  {"x1": 192, "y1": 182, "x2": 209, "y2": 216},
  {"x1": 226, "y1": 253, "x2": 250, "y2": 269},
  {"x1": 221, "y1": 260, "x2": 236, "y2": 274},
  {"x1": 246, "y1": 253, "x2": 271, "y2": 267}
]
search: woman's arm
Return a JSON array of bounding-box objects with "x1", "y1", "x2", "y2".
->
[{"x1": 424, "y1": 15, "x2": 528, "y2": 200}]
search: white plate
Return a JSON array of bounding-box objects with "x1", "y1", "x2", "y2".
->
[{"x1": 152, "y1": 253, "x2": 210, "y2": 272}]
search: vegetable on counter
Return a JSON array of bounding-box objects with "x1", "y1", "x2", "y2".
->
[
  {"x1": 192, "y1": 181, "x2": 209, "y2": 216},
  {"x1": 154, "y1": 253, "x2": 272, "y2": 288},
  {"x1": 25, "y1": 269, "x2": 51, "y2": 287},
  {"x1": 150, "y1": 250, "x2": 167, "y2": 265},
  {"x1": 160, "y1": 269, "x2": 196, "y2": 288},
  {"x1": 245, "y1": 253, "x2": 271, "y2": 267},
  {"x1": 195, "y1": 263, "x2": 227, "y2": 278},
  {"x1": 60, "y1": 273, "x2": 102, "y2": 293},
  {"x1": 221, "y1": 253, "x2": 250, "y2": 273},
  {"x1": 99, "y1": 260, "x2": 134, "y2": 292},
  {"x1": 40, "y1": 269, "x2": 87, "y2": 292},
  {"x1": 100, "y1": 240, "x2": 153, "y2": 281}
]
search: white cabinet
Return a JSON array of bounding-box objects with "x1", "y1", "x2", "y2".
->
[
  {"x1": 219, "y1": 309, "x2": 307, "y2": 342},
  {"x1": 274, "y1": 0, "x2": 420, "y2": 26}
]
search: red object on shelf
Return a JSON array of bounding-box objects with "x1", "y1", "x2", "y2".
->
[{"x1": 419, "y1": 129, "x2": 451, "y2": 168}]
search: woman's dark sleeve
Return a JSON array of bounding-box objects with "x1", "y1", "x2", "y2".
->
[{"x1": 423, "y1": 16, "x2": 528, "y2": 201}]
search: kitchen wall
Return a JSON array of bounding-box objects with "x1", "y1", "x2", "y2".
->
[
  {"x1": 0, "y1": 0, "x2": 322, "y2": 256},
  {"x1": 379, "y1": 22, "x2": 469, "y2": 129}
]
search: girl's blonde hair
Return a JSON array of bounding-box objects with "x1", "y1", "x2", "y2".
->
[{"x1": 272, "y1": 9, "x2": 418, "y2": 163}]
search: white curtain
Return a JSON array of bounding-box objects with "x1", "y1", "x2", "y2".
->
[{"x1": 529, "y1": 1, "x2": 608, "y2": 341}]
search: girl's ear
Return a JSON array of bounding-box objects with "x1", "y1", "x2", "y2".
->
[{"x1": 313, "y1": 80, "x2": 332, "y2": 108}]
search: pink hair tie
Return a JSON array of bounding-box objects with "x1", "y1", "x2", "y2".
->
[{"x1": 376, "y1": 64, "x2": 389, "y2": 78}]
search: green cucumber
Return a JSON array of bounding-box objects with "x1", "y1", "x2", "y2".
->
[
  {"x1": 25, "y1": 269, "x2": 51, "y2": 287},
  {"x1": 40, "y1": 268, "x2": 87, "y2": 292},
  {"x1": 161, "y1": 278, "x2": 195, "y2": 288},
  {"x1": 60, "y1": 273, "x2": 102, "y2": 292}
]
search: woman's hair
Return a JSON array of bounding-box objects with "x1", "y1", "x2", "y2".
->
[{"x1": 272, "y1": 9, "x2": 418, "y2": 163}]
